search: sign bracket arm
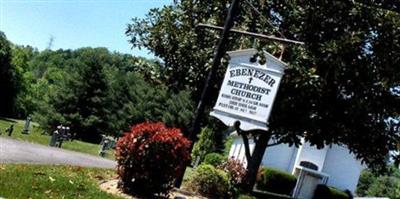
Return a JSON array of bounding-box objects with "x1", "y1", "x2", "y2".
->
[
  {"x1": 236, "y1": 122, "x2": 252, "y2": 161},
  {"x1": 234, "y1": 121, "x2": 269, "y2": 162}
]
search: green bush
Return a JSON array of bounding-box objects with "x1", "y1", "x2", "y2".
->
[
  {"x1": 191, "y1": 127, "x2": 217, "y2": 162},
  {"x1": 238, "y1": 194, "x2": 255, "y2": 199},
  {"x1": 252, "y1": 190, "x2": 294, "y2": 199},
  {"x1": 255, "y1": 167, "x2": 297, "y2": 195},
  {"x1": 224, "y1": 136, "x2": 234, "y2": 156},
  {"x1": 204, "y1": 153, "x2": 226, "y2": 167},
  {"x1": 185, "y1": 164, "x2": 230, "y2": 199},
  {"x1": 313, "y1": 184, "x2": 350, "y2": 199},
  {"x1": 356, "y1": 169, "x2": 375, "y2": 196},
  {"x1": 365, "y1": 176, "x2": 400, "y2": 199},
  {"x1": 238, "y1": 190, "x2": 294, "y2": 199},
  {"x1": 356, "y1": 167, "x2": 400, "y2": 199}
]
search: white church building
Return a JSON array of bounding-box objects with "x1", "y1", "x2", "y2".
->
[{"x1": 229, "y1": 133, "x2": 366, "y2": 199}]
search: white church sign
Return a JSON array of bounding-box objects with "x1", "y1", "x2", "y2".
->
[{"x1": 210, "y1": 49, "x2": 287, "y2": 131}]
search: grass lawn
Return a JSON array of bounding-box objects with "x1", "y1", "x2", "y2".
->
[
  {"x1": 0, "y1": 118, "x2": 115, "y2": 160},
  {"x1": 0, "y1": 164, "x2": 121, "y2": 199}
]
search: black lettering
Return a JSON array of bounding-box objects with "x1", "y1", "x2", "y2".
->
[
  {"x1": 263, "y1": 74, "x2": 270, "y2": 83},
  {"x1": 241, "y1": 68, "x2": 247, "y2": 76},
  {"x1": 259, "y1": 72, "x2": 265, "y2": 80},
  {"x1": 269, "y1": 79, "x2": 276, "y2": 87},
  {"x1": 230, "y1": 70, "x2": 235, "y2": 77},
  {"x1": 248, "y1": 68, "x2": 254, "y2": 77},
  {"x1": 236, "y1": 69, "x2": 241, "y2": 76}
]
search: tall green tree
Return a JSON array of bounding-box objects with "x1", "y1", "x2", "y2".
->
[
  {"x1": 44, "y1": 48, "x2": 111, "y2": 142},
  {"x1": 0, "y1": 32, "x2": 16, "y2": 117},
  {"x1": 32, "y1": 48, "x2": 111, "y2": 142},
  {"x1": 357, "y1": 167, "x2": 400, "y2": 198},
  {"x1": 126, "y1": 1, "x2": 231, "y2": 99},
  {"x1": 107, "y1": 69, "x2": 194, "y2": 135},
  {"x1": 28, "y1": 47, "x2": 194, "y2": 142},
  {"x1": 126, "y1": 0, "x2": 400, "y2": 190},
  {"x1": 11, "y1": 45, "x2": 38, "y2": 117}
]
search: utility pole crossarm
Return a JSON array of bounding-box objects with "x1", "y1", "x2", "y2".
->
[{"x1": 197, "y1": 23, "x2": 305, "y2": 45}]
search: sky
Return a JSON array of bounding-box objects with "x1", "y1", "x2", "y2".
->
[{"x1": 0, "y1": 0, "x2": 172, "y2": 58}]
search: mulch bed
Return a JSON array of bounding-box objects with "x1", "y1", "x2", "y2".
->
[{"x1": 99, "y1": 179, "x2": 207, "y2": 199}]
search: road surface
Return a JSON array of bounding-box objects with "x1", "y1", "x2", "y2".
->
[{"x1": 0, "y1": 137, "x2": 116, "y2": 168}]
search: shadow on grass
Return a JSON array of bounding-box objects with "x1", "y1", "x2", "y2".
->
[{"x1": 0, "y1": 117, "x2": 17, "y2": 123}]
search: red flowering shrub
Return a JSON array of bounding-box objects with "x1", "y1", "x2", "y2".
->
[{"x1": 116, "y1": 122, "x2": 191, "y2": 198}]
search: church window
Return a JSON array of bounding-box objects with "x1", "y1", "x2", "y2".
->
[{"x1": 300, "y1": 161, "x2": 319, "y2": 171}]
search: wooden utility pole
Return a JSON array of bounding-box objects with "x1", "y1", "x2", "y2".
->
[
  {"x1": 175, "y1": 0, "x2": 304, "y2": 189},
  {"x1": 175, "y1": 0, "x2": 241, "y2": 188},
  {"x1": 188, "y1": 0, "x2": 241, "y2": 141}
]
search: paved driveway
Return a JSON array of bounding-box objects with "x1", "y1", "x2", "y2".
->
[{"x1": 0, "y1": 137, "x2": 116, "y2": 168}]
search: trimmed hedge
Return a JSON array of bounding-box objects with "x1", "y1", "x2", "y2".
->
[
  {"x1": 252, "y1": 190, "x2": 294, "y2": 199},
  {"x1": 256, "y1": 167, "x2": 297, "y2": 195},
  {"x1": 238, "y1": 194, "x2": 255, "y2": 199},
  {"x1": 313, "y1": 184, "x2": 351, "y2": 199},
  {"x1": 238, "y1": 190, "x2": 294, "y2": 199},
  {"x1": 204, "y1": 152, "x2": 225, "y2": 167}
]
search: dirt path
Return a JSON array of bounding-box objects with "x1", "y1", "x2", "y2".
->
[{"x1": 0, "y1": 137, "x2": 116, "y2": 168}]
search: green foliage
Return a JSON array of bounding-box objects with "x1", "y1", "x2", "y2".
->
[
  {"x1": 116, "y1": 122, "x2": 191, "y2": 198},
  {"x1": 256, "y1": 167, "x2": 297, "y2": 195},
  {"x1": 330, "y1": 188, "x2": 350, "y2": 199},
  {"x1": 224, "y1": 135, "x2": 234, "y2": 156},
  {"x1": 356, "y1": 169, "x2": 376, "y2": 196},
  {"x1": 191, "y1": 127, "x2": 217, "y2": 161},
  {"x1": 265, "y1": 0, "x2": 400, "y2": 172},
  {"x1": 238, "y1": 194, "x2": 255, "y2": 199},
  {"x1": 10, "y1": 45, "x2": 38, "y2": 118},
  {"x1": 313, "y1": 184, "x2": 350, "y2": 199},
  {"x1": 33, "y1": 48, "x2": 111, "y2": 142},
  {"x1": 251, "y1": 190, "x2": 295, "y2": 199},
  {"x1": 126, "y1": 0, "x2": 400, "y2": 173},
  {"x1": 185, "y1": 164, "x2": 230, "y2": 199},
  {"x1": 204, "y1": 152, "x2": 226, "y2": 167},
  {"x1": 10, "y1": 47, "x2": 194, "y2": 142},
  {"x1": 356, "y1": 168, "x2": 400, "y2": 199},
  {"x1": 126, "y1": 2, "x2": 229, "y2": 101},
  {"x1": 0, "y1": 32, "x2": 17, "y2": 117},
  {"x1": 366, "y1": 176, "x2": 400, "y2": 199},
  {"x1": 106, "y1": 69, "x2": 194, "y2": 135},
  {"x1": 237, "y1": 190, "x2": 295, "y2": 199}
]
